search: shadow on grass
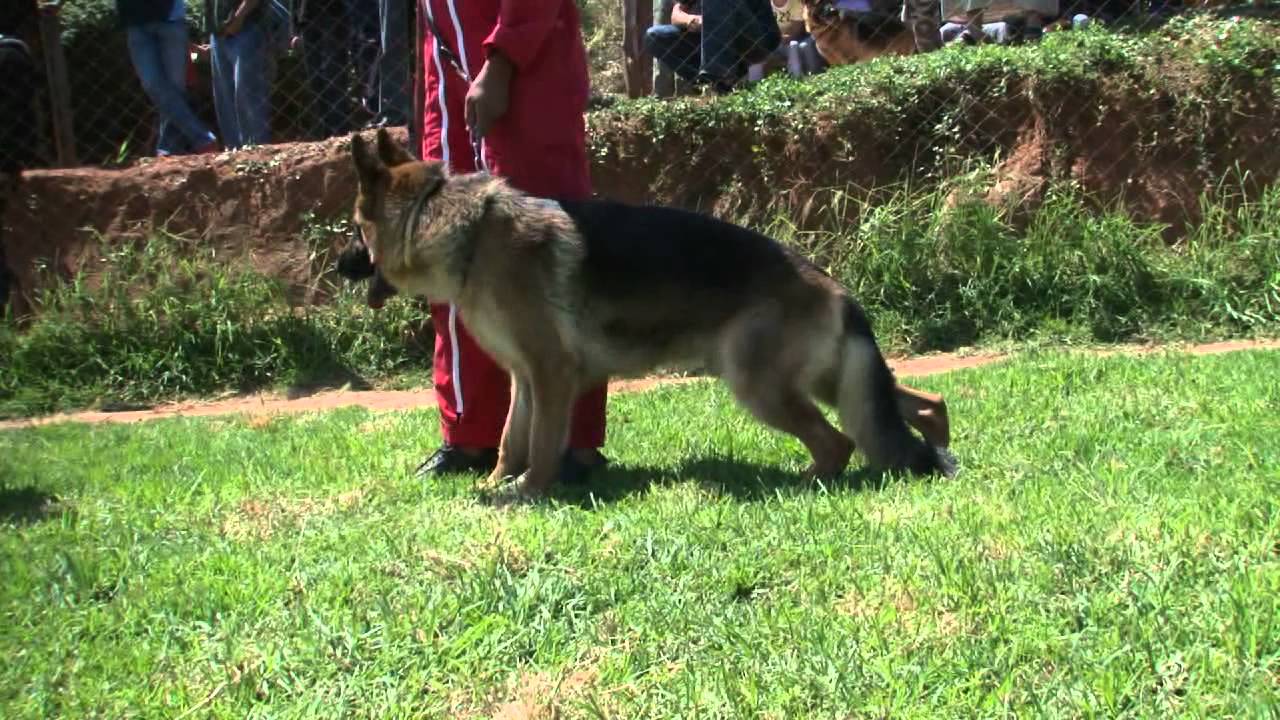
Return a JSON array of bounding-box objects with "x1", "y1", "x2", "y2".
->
[
  {"x1": 0, "y1": 484, "x2": 64, "y2": 525},
  {"x1": 547, "y1": 453, "x2": 934, "y2": 507}
]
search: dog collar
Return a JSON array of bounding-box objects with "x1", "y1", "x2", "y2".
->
[{"x1": 394, "y1": 177, "x2": 446, "y2": 267}]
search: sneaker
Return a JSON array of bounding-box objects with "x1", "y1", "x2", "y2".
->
[{"x1": 414, "y1": 444, "x2": 498, "y2": 477}]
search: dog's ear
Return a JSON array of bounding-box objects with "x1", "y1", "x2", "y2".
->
[
  {"x1": 351, "y1": 132, "x2": 386, "y2": 187},
  {"x1": 375, "y1": 127, "x2": 417, "y2": 167}
]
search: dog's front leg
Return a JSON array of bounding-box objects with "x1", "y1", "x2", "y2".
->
[
  {"x1": 516, "y1": 369, "x2": 575, "y2": 498},
  {"x1": 490, "y1": 374, "x2": 532, "y2": 485}
]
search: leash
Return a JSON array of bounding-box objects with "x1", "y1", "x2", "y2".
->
[{"x1": 419, "y1": 1, "x2": 487, "y2": 173}]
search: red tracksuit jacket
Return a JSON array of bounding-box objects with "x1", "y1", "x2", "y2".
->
[
  {"x1": 419, "y1": 0, "x2": 606, "y2": 450},
  {"x1": 420, "y1": 0, "x2": 592, "y2": 196}
]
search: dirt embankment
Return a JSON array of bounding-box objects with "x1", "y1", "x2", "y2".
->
[
  {"x1": 3, "y1": 131, "x2": 374, "y2": 316},
  {"x1": 591, "y1": 78, "x2": 1280, "y2": 235},
  {"x1": 4, "y1": 73, "x2": 1279, "y2": 315}
]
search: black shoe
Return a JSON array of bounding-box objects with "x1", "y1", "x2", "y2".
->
[
  {"x1": 415, "y1": 445, "x2": 498, "y2": 477},
  {"x1": 559, "y1": 448, "x2": 609, "y2": 485}
]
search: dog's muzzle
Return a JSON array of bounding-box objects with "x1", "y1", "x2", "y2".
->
[
  {"x1": 335, "y1": 225, "x2": 376, "y2": 282},
  {"x1": 334, "y1": 225, "x2": 399, "y2": 309},
  {"x1": 366, "y1": 272, "x2": 399, "y2": 310}
]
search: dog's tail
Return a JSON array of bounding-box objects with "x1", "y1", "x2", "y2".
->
[{"x1": 835, "y1": 298, "x2": 957, "y2": 478}]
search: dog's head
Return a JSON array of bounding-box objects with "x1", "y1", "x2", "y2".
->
[
  {"x1": 801, "y1": 0, "x2": 840, "y2": 26},
  {"x1": 337, "y1": 128, "x2": 448, "y2": 308}
]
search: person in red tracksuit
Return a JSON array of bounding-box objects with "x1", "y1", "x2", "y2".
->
[{"x1": 413, "y1": 0, "x2": 609, "y2": 482}]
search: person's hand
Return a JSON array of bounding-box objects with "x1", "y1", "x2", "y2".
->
[
  {"x1": 290, "y1": 35, "x2": 303, "y2": 51},
  {"x1": 222, "y1": 13, "x2": 246, "y2": 36},
  {"x1": 672, "y1": 4, "x2": 703, "y2": 32},
  {"x1": 465, "y1": 51, "x2": 513, "y2": 139}
]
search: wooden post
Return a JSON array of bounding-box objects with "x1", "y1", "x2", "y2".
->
[
  {"x1": 622, "y1": 0, "x2": 653, "y2": 99},
  {"x1": 36, "y1": 1, "x2": 77, "y2": 167}
]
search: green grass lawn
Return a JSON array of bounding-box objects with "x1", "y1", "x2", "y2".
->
[{"x1": 2, "y1": 349, "x2": 1278, "y2": 718}]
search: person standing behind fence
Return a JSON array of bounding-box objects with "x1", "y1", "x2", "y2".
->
[
  {"x1": 368, "y1": 0, "x2": 409, "y2": 128},
  {"x1": 203, "y1": 0, "x2": 272, "y2": 149},
  {"x1": 118, "y1": 0, "x2": 220, "y2": 156},
  {"x1": 412, "y1": 0, "x2": 611, "y2": 483},
  {"x1": 292, "y1": 0, "x2": 355, "y2": 140}
]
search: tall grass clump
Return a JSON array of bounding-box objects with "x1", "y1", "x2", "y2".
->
[
  {"x1": 772, "y1": 176, "x2": 1280, "y2": 351},
  {"x1": 0, "y1": 235, "x2": 428, "y2": 418}
]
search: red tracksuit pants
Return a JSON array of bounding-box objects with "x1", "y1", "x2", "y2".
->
[
  {"x1": 429, "y1": 302, "x2": 608, "y2": 449},
  {"x1": 422, "y1": 105, "x2": 606, "y2": 451}
]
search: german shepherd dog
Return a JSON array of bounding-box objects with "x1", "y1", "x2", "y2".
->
[
  {"x1": 337, "y1": 129, "x2": 955, "y2": 501},
  {"x1": 801, "y1": 0, "x2": 917, "y2": 66}
]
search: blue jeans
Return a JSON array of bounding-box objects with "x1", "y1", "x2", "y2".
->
[
  {"x1": 645, "y1": 0, "x2": 780, "y2": 83},
  {"x1": 378, "y1": 0, "x2": 409, "y2": 125},
  {"x1": 126, "y1": 21, "x2": 217, "y2": 155},
  {"x1": 645, "y1": 24, "x2": 702, "y2": 83},
  {"x1": 209, "y1": 23, "x2": 272, "y2": 150}
]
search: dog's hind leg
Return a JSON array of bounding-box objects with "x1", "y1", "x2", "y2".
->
[
  {"x1": 730, "y1": 379, "x2": 854, "y2": 479},
  {"x1": 490, "y1": 373, "x2": 533, "y2": 485}
]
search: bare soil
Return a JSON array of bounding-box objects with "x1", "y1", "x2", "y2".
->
[
  {"x1": 5, "y1": 63, "x2": 1279, "y2": 315},
  {"x1": 3, "y1": 339, "x2": 1274, "y2": 430}
]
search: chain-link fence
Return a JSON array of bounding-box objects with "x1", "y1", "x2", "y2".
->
[
  {"x1": 0, "y1": 0, "x2": 417, "y2": 169},
  {"x1": 1, "y1": 0, "x2": 1275, "y2": 197}
]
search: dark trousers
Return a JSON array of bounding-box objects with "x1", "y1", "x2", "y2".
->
[{"x1": 644, "y1": 0, "x2": 780, "y2": 83}]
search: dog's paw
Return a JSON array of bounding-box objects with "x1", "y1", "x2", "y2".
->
[
  {"x1": 480, "y1": 467, "x2": 525, "y2": 493},
  {"x1": 478, "y1": 471, "x2": 550, "y2": 508},
  {"x1": 479, "y1": 479, "x2": 541, "y2": 509}
]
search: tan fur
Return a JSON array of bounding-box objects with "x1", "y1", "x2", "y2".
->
[
  {"x1": 803, "y1": 2, "x2": 917, "y2": 66},
  {"x1": 347, "y1": 129, "x2": 952, "y2": 501}
]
